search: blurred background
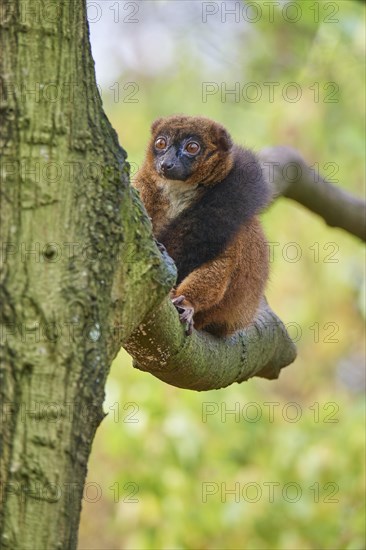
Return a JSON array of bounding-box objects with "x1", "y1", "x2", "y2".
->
[{"x1": 79, "y1": 1, "x2": 365, "y2": 548}]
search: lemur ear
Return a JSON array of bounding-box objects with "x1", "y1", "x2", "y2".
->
[
  {"x1": 151, "y1": 118, "x2": 163, "y2": 134},
  {"x1": 216, "y1": 126, "x2": 233, "y2": 151}
]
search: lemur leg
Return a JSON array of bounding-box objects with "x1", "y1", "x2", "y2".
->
[{"x1": 171, "y1": 254, "x2": 234, "y2": 334}]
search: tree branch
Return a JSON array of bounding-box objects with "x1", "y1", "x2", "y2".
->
[
  {"x1": 259, "y1": 146, "x2": 366, "y2": 242},
  {"x1": 124, "y1": 296, "x2": 296, "y2": 390}
]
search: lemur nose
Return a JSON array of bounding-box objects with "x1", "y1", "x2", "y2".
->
[{"x1": 161, "y1": 160, "x2": 174, "y2": 173}]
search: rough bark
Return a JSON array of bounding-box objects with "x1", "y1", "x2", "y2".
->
[{"x1": 0, "y1": 1, "x2": 171, "y2": 548}]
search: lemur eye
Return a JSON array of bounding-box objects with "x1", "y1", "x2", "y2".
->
[
  {"x1": 155, "y1": 137, "x2": 167, "y2": 150},
  {"x1": 185, "y1": 141, "x2": 200, "y2": 155}
]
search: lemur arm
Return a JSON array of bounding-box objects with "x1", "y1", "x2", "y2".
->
[
  {"x1": 173, "y1": 252, "x2": 234, "y2": 310},
  {"x1": 170, "y1": 253, "x2": 234, "y2": 335}
]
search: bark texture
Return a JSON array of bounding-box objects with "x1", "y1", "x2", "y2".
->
[{"x1": 0, "y1": 1, "x2": 171, "y2": 548}]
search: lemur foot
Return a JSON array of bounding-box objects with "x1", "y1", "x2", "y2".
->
[{"x1": 172, "y1": 295, "x2": 194, "y2": 335}]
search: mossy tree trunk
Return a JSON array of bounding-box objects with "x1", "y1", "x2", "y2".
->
[{"x1": 0, "y1": 1, "x2": 170, "y2": 548}]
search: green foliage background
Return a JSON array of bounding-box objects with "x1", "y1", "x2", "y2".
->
[{"x1": 79, "y1": 1, "x2": 365, "y2": 548}]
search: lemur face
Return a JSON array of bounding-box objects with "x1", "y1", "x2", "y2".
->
[
  {"x1": 153, "y1": 133, "x2": 202, "y2": 181},
  {"x1": 149, "y1": 115, "x2": 234, "y2": 186}
]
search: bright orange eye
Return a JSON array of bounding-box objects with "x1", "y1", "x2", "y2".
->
[
  {"x1": 185, "y1": 141, "x2": 200, "y2": 155},
  {"x1": 155, "y1": 137, "x2": 167, "y2": 150}
]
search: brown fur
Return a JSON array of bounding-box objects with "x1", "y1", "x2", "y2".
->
[
  {"x1": 134, "y1": 115, "x2": 234, "y2": 233},
  {"x1": 178, "y1": 218, "x2": 268, "y2": 336},
  {"x1": 134, "y1": 115, "x2": 269, "y2": 336},
  {"x1": 150, "y1": 115, "x2": 234, "y2": 186}
]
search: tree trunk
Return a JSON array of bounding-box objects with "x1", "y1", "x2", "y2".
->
[{"x1": 0, "y1": 1, "x2": 171, "y2": 548}]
